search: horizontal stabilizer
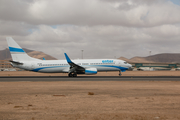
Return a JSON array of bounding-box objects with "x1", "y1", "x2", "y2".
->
[{"x1": 9, "y1": 60, "x2": 23, "y2": 65}]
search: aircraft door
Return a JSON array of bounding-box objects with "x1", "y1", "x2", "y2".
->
[{"x1": 31, "y1": 62, "x2": 36, "y2": 69}]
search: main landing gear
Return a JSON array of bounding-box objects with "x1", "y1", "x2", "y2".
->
[
  {"x1": 119, "y1": 71, "x2": 122, "y2": 76},
  {"x1": 68, "y1": 72, "x2": 77, "y2": 77}
]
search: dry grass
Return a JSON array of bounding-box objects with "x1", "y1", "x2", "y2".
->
[
  {"x1": 52, "y1": 95, "x2": 66, "y2": 97},
  {"x1": 14, "y1": 106, "x2": 23, "y2": 108},
  {"x1": 88, "y1": 92, "x2": 94, "y2": 95}
]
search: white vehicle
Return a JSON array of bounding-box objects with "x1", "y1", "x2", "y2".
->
[
  {"x1": 6, "y1": 37, "x2": 132, "y2": 77},
  {"x1": 9, "y1": 69, "x2": 16, "y2": 71},
  {"x1": 138, "y1": 67, "x2": 154, "y2": 71}
]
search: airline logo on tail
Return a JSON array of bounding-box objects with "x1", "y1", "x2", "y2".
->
[{"x1": 9, "y1": 47, "x2": 25, "y2": 53}]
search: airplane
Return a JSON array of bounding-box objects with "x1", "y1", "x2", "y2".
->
[{"x1": 6, "y1": 37, "x2": 132, "y2": 77}]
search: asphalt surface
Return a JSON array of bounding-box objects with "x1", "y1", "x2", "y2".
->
[{"x1": 0, "y1": 76, "x2": 180, "y2": 81}]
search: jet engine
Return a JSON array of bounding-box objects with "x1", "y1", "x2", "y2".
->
[{"x1": 85, "y1": 68, "x2": 97, "y2": 75}]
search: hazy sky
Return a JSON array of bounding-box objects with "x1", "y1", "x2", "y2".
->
[{"x1": 0, "y1": 0, "x2": 180, "y2": 59}]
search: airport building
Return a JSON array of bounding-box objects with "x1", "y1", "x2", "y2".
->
[
  {"x1": 0, "y1": 60, "x2": 17, "y2": 71},
  {"x1": 131, "y1": 63, "x2": 180, "y2": 71}
]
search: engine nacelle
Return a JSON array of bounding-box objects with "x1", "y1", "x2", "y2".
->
[{"x1": 85, "y1": 68, "x2": 97, "y2": 75}]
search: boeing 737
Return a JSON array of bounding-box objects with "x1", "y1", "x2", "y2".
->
[{"x1": 6, "y1": 37, "x2": 132, "y2": 77}]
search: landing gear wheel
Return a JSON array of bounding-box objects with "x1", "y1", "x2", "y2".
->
[
  {"x1": 119, "y1": 71, "x2": 122, "y2": 76},
  {"x1": 68, "y1": 73, "x2": 73, "y2": 77},
  {"x1": 68, "y1": 73, "x2": 77, "y2": 77},
  {"x1": 73, "y1": 73, "x2": 77, "y2": 77}
]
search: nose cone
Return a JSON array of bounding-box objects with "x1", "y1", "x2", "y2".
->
[
  {"x1": 129, "y1": 64, "x2": 132, "y2": 68},
  {"x1": 128, "y1": 64, "x2": 133, "y2": 70}
]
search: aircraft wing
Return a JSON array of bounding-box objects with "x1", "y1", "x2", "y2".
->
[{"x1": 64, "y1": 53, "x2": 85, "y2": 73}]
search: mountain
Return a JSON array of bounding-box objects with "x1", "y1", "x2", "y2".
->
[
  {"x1": 119, "y1": 53, "x2": 180, "y2": 63},
  {"x1": 2, "y1": 48, "x2": 180, "y2": 63},
  {"x1": 0, "y1": 48, "x2": 57, "y2": 60}
]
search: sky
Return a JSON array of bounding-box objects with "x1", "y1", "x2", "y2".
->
[{"x1": 0, "y1": 0, "x2": 180, "y2": 59}]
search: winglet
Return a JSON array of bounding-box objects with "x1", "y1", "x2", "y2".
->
[{"x1": 64, "y1": 53, "x2": 73, "y2": 63}]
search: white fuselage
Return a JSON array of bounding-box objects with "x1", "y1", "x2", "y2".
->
[
  {"x1": 7, "y1": 37, "x2": 132, "y2": 76},
  {"x1": 12, "y1": 59, "x2": 132, "y2": 73}
]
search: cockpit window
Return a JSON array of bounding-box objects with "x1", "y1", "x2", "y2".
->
[{"x1": 124, "y1": 62, "x2": 127, "y2": 64}]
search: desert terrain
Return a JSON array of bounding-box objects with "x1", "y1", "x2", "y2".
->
[
  {"x1": 0, "y1": 81, "x2": 180, "y2": 120},
  {"x1": 0, "y1": 71, "x2": 180, "y2": 120}
]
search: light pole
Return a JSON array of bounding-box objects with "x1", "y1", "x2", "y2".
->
[
  {"x1": 81, "y1": 50, "x2": 84, "y2": 59},
  {"x1": 149, "y1": 51, "x2": 151, "y2": 70}
]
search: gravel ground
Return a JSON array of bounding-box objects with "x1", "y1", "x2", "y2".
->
[{"x1": 0, "y1": 81, "x2": 180, "y2": 120}]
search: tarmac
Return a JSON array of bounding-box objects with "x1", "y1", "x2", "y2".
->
[{"x1": 0, "y1": 76, "x2": 180, "y2": 82}]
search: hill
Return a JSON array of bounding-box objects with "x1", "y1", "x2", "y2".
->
[
  {"x1": 119, "y1": 53, "x2": 180, "y2": 63},
  {"x1": 0, "y1": 48, "x2": 57, "y2": 60}
]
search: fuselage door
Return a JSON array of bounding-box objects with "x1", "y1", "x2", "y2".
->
[{"x1": 31, "y1": 62, "x2": 36, "y2": 69}]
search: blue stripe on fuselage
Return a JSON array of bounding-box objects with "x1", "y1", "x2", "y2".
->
[
  {"x1": 90, "y1": 65, "x2": 128, "y2": 72},
  {"x1": 31, "y1": 65, "x2": 128, "y2": 72},
  {"x1": 9, "y1": 47, "x2": 25, "y2": 52},
  {"x1": 31, "y1": 66, "x2": 68, "y2": 72}
]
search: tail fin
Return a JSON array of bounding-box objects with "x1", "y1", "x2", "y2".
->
[{"x1": 6, "y1": 37, "x2": 40, "y2": 61}]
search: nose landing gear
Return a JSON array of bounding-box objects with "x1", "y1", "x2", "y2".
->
[{"x1": 119, "y1": 71, "x2": 121, "y2": 76}]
